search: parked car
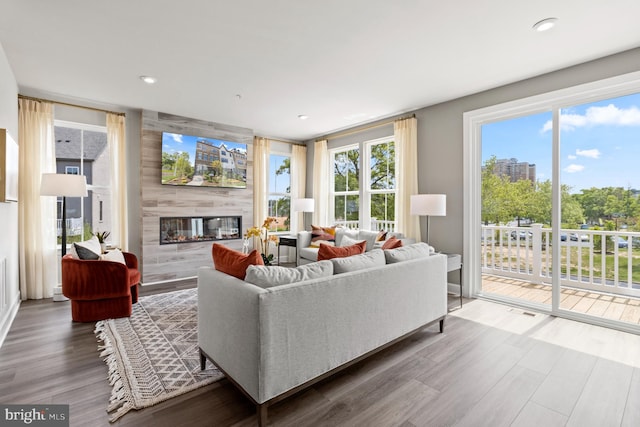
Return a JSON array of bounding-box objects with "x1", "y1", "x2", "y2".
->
[
  {"x1": 560, "y1": 233, "x2": 567, "y2": 241},
  {"x1": 511, "y1": 230, "x2": 532, "y2": 240},
  {"x1": 570, "y1": 233, "x2": 589, "y2": 242},
  {"x1": 611, "y1": 236, "x2": 629, "y2": 248}
]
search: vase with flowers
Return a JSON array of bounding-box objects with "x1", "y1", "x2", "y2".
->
[{"x1": 244, "y1": 217, "x2": 279, "y2": 265}]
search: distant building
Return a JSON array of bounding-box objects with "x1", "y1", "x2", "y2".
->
[
  {"x1": 493, "y1": 158, "x2": 536, "y2": 183},
  {"x1": 194, "y1": 140, "x2": 247, "y2": 180}
]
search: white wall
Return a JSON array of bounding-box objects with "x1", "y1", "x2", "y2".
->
[{"x1": 0, "y1": 41, "x2": 20, "y2": 347}]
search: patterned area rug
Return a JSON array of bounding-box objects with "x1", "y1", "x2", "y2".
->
[{"x1": 95, "y1": 288, "x2": 223, "y2": 422}]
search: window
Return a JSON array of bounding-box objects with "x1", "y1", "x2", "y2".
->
[
  {"x1": 54, "y1": 120, "x2": 111, "y2": 244},
  {"x1": 330, "y1": 137, "x2": 396, "y2": 230},
  {"x1": 268, "y1": 154, "x2": 291, "y2": 232}
]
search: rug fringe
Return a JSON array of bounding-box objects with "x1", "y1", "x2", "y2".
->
[{"x1": 95, "y1": 321, "x2": 134, "y2": 423}]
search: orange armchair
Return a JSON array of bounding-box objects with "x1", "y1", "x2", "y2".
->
[{"x1": 61, "y1": 252, "x2": 141, "y2": 322}]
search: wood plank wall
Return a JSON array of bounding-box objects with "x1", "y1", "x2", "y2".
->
[{"x1": 140, "y1": 110, "x2": 254, "y2": 284}]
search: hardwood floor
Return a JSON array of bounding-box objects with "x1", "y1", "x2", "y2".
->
[{"x1": 1, "y1": 285, "x2": 639, "y2": 426}]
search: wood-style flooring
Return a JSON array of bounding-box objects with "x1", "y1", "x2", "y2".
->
[{"x1": 1, "y1": 281, "x2": 639, "y2": 427}]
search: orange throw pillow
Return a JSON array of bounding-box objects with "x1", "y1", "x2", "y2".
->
[
  {"x1": 317, "y1": 241, "x2": 366, "y2": 261},
  {"x1": 211, "y1": 243, "x2": 263, "y2": 280},
  {"x1": 381, "y1": 237, "x2": 403, "y2": 250}
]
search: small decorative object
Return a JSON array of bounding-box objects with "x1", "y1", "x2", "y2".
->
[
  {"x1": 94, "y1": 230, "x2": 111, "y2": 253},
  {"x1": 244, "y1": 217, "x2": 279, "y2": 265}
]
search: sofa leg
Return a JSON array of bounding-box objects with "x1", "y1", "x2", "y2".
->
[
  {"x1": 200, "y1": 349, "x2": 206, "y2": 370},
  {"x1": 257, "y1": 404, "x2": 268, "y2": 427},
  {"x1": 439, "y1": 318, "x2": 445, "y2": 333}
]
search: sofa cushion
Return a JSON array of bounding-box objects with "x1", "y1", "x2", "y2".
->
[
  {"x1": 317, "y1": 241, "x2": 366, "y2": 261},
  {"x1": 331, "y1": 249, "x2": 385, "y2": 274},
  {"x1": 335, "y1": 229, "x2": 378, "y2": 252},
  {"x1": 384, "y1": 242, "x2": 433, "y2": 264},
  {"x1": 376, "y1": 230, "x2": 387, "y2": 242},
  {"x1": 212, "y1": 243, "x2": 264, "y2": 280},
  {"x1": 100, "y1": 248, "x2": 126, "y2": 264},
  {"x1": 245, "y1": 261, "x2": 334, "y2": 288},
  {"x1": 309, "y1": 239, "x2": 334, "y2": 248},
  {"x1": 72, "y1": 236, "x2": 101, "y2": 260},
  {"x1": 381, "y1": 237, "x2": 403, "y2": 250}
]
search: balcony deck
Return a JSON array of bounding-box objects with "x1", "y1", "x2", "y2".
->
[{"x1": 482, "y1": 274, "x2": 640, "y2": 325}]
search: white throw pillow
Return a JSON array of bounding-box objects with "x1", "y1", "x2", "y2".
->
[
  {"x1": 100, "y1": 248, "x2": 126, "y2": 265},
  {"x1": 70, "y1": 235, "x2": 102, "y2": 260},
  {"x1": 357, "y1": 230, "x2": 379, "y2": 252},
  {"x1": 334, "y1": 229, "x2": 358, "y2": 247},
  {"x1": 338, "y1": 234, "x2": 365, "y2": 248},
  {"x1": 331, "y1": 248, "x2": 385, "y2": 274},
  {"x1": 384, "y1": 242, "x2": 433, "y2": 264},
  {"x1": 245, "y1": 260, "x2": 334, "y2": 288}
]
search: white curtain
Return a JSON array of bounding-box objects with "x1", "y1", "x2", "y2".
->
[
  {"x1": 107, "y1": 113, "x2": 128, "y2": 251},
  {"x1": 312, "y1": 139, "x2": 329, "y2": 226},
  {"x1": 395, "y1": 117, "x2": 421, "y2": 241},
  {"x1": 290, "y1": 144, "x2": 307, "y2": 232},
  {"x1": 18, "y1": 99, "x2": 57, "y2": 300},
  {"x1": 253, "y1": 137, "x2": 270, "y2": 226}
]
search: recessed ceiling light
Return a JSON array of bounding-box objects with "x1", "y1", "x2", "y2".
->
[
  {"x1": 298, "y1": 115, "x2": 309, "y2": 120},
  {"x1": 533, "y1": 17, "x2": 558, "y2": 32},
  {"x1": 140, "y1": 75, "x2": 157, "y2": 84}
]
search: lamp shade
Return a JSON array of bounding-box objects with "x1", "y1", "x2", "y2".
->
[
  {"x1": 40, "y1": 173, "x2": 88, "y2": 197},
  {"x1": 292, "y1": 198, "x2": 315, "y2": 213},
  {"x1": 410, "y1": 194, "x2": 446, "y2": 216}
]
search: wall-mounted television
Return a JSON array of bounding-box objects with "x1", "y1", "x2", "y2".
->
[{"x1": 161, "y1": 131, "x2": 247, "y2": 188}]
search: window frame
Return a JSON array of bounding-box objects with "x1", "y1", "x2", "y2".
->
[
  {"x1": 329, "y1": 135, "x2": 397, "y2": 230},
  {"x1": 268, "y1": 150, "x2": 292, "y2": 234}
]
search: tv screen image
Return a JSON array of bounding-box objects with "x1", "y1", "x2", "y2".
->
[{"x1": 161, "y1": 131, "x2": 247, "y2": 188}]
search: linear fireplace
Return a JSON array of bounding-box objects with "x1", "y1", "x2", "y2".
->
[{"x1": 160, "y1": 216, "x2": 242, "y2": 245}]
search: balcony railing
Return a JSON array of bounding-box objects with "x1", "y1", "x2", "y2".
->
[
  {"x1": 334, "y1": 219, "x2": 396, "y2": 232},
  {"x1": 56, "y1": 218, "x2": 83, "y2": 237},
  {"x1": 481, "y1": 224, "x2": 640, "y2": 298}
]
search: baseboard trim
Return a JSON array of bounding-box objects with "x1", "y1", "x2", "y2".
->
[{"x1": 0, "y1": 294, "x2": 21, "y2": 349}]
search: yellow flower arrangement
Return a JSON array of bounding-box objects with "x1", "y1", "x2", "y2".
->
[{"x1": 244, "y1": 217, "x2": 279, "y2": 265}]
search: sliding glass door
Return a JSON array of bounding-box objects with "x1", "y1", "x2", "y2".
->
[{"x1": 466, "y1": 73, "x2": 640, "y2": 332}]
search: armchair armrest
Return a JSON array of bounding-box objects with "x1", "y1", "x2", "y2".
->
[
  {"x1": 61, "y1": 256, "x2": 131, "y2": 301},
  {"x1": 122, "y1": 251, "x2": 138, "y2": 270}
]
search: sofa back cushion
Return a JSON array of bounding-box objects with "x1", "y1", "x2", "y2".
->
[
  {"x1": 212, "y1": 243, "x2": 263, "y2": 280},
  {"x1": 331, "y1": 249, "x2": 385, "y2": 274},
  {"x1": 245, "y1": 261, "x2": 334, "y2": 288},
  {"x1": 317, "y1": 241, "x2": 366, "y2": 261},
  {"x1": 384, "y1": 242, "x2": 433, "y2": 264}
]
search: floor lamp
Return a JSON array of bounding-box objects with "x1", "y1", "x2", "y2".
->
[
  {"x1": 40, "y1": 173, "x2": 88, "y2": 257},
  {"x1": 410, "y1": 194, "x2": 446, "y2": 246},
  {"x1": 292, "y1": 198, "x2": 315, "y2": 231}
]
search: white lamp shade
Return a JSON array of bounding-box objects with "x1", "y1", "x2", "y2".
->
[
  {"x1": 410, "y1": 194, "x2": 446, "y2": 216},
  {"x1": 292, "y1": 198, "x2": 315, "y2": 213},
  {"x1": 40, "y1": 173, "x2": 88, "y2": 197}
]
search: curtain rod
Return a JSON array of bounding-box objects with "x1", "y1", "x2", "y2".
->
[
  {"x1": 317, "y1": 114, "x2": 415, "y2": 142},
  {"x1": 18, "y1": 94, "x2": 126, "y2": 117}
]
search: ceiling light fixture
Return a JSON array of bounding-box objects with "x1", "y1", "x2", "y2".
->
[
  {"x1": 533, "y1": 17, "x2": 558, "y2": 32},
  {"x1": 140, "y1": 75, "x2": 157, "y2": 84},
  {"x1": 298, "y1": 115, "x2": 309, "y2": 120}
]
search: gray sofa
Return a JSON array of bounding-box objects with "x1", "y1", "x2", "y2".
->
[
  {"x1": 198, "y1": 246, "x2": 447, "y2": 426},
  {"x1": 296, "y1": 228, "x2": 416, "y2": 265}
]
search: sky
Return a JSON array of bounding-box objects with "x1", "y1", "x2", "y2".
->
[
  {"x1": 161, "y1": 132, "x2": 247, "y2": 164},
  {"x1": 482, "y1": 92, "x2": 640, "y2": 194}
]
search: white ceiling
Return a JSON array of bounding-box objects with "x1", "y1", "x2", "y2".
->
[{"x1": 1, "y1": 1, "x2": 639, "y2": 141}]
